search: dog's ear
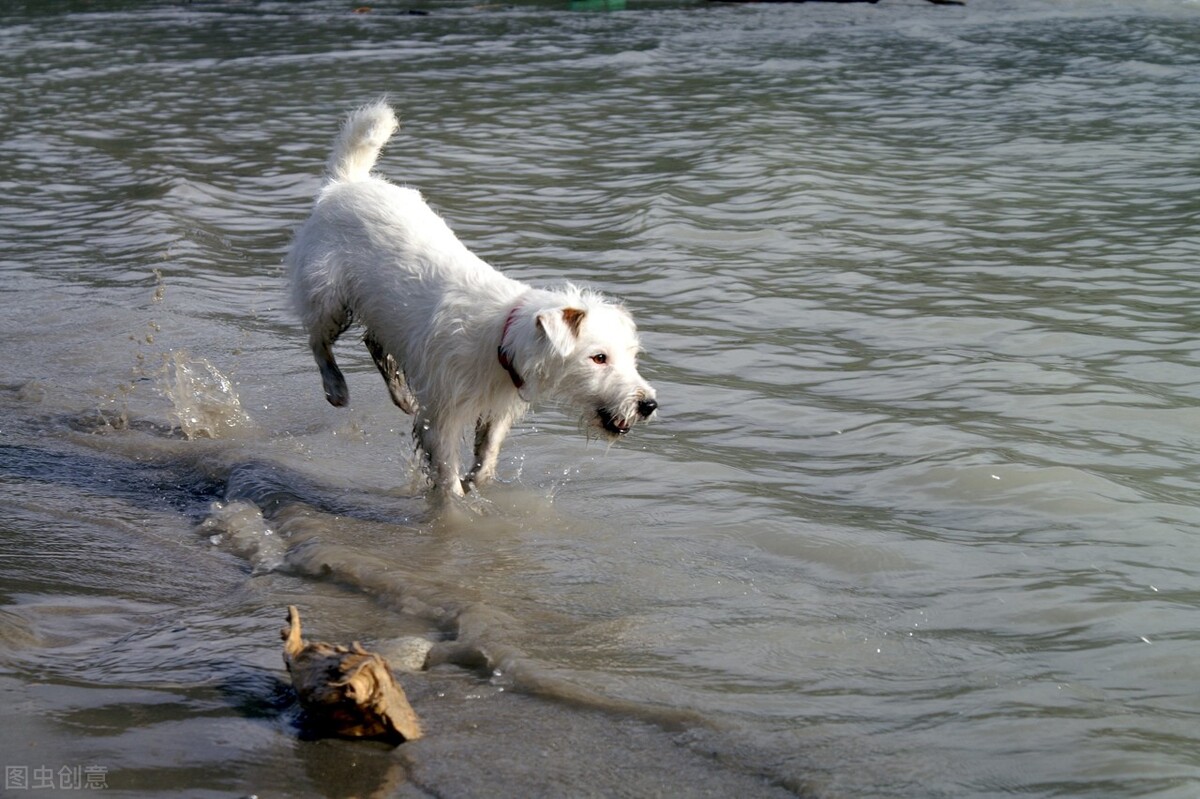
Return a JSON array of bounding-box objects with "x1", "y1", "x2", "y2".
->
[
  {"x1": 561, "y1": 307, "x2": 586, "y2": 336},
  {"x1": 537, "y1": 307, "x2": 586, "y2": 357}
]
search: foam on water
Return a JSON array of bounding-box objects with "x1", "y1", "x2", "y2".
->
[{"x1": 200, "y1": 499, "x2": 286, "y2": 574}]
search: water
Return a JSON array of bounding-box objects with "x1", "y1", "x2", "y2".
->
[{"x1": 2, "y1": 0, "x2": 1199, "y2": 795}]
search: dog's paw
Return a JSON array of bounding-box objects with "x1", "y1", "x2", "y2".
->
[{"x1": 323, "y1": 383, "x2": 349, "y2": 407}]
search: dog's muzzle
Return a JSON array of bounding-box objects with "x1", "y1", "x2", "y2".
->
[{"x1": 599, "y1": 398, "x2": 658, "y2": 436}]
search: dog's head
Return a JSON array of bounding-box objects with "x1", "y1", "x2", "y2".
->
[{"x1": 514, "y1": 288, "x2": 657, "y2": 440}]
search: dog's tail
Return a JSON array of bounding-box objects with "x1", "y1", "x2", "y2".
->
[{"x1": 325, "y1": 100, "x2": 399, "y2": 183}]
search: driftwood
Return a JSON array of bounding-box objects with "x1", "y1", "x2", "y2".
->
[{"x1": 281, "y1": 605, "x2": 422, "y2": 744}]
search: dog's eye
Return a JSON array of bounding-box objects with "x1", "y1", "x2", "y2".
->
[{"x1": 590, "y1": 353, "x2": 607, "y2": 365}]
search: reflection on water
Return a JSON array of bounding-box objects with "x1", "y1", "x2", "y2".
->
[{"x1": 1, "y1": 1, "x2": 1199, "y2": 796}]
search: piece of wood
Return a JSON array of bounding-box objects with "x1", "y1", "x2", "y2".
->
[{"x1": 281, "y1": 605, "x2": 422, "y2": 743}]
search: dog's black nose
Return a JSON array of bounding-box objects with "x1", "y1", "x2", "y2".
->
[{"x1": 637, "y1": 398, "x2": 658, "y2": 418}]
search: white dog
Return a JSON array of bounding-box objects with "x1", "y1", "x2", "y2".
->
[{"x1": 286, "y1": 101, "x2": 658, "y2": 499}]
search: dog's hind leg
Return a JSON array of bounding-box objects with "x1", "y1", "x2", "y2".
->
[
  {"x1": 309, "y1": 309, "x2": 352, "y2": 407},
  {"x1": 364, "y1": 333, "x2": 416, "y2": 414},
  {"x1": 312, "y1": 337, "x2": 349, "y2": 407},
  {"x1": 464, "y1": 414, "x2": 515, "y2": 492}
]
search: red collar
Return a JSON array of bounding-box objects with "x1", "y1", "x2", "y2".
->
[{"x1": 497, "y1": 304, "x2": 524, "y2": 389}]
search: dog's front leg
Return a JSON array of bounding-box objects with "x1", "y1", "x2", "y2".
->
[
  {"x1": 414, "y1": 416, "x2": 466, "y2": 498},
  {"x1": 464, "y1": 415, "x2": 514, "y2": 492}
]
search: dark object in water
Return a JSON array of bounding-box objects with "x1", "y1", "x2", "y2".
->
[
  {"x1": 708, "y1": 0, "x2": 882, "y2": 3},
  {"x1": 281, "y1": 605, "x2": 422, "y2": 744},
  {"x1": 709, "y1": 0, "x2": 965, "y2": 4}
]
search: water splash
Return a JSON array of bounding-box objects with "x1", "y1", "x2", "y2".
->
[
  {"x1": 158, "y1": 350, "x2": 251, "y2": 439},
  {"x1": 199, "y1": 499, "x2": 284, "y2": 574}
]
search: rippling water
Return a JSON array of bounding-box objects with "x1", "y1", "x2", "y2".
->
[{"x1": 2, "y1": 1, "x2": 1199, "y2": 796}]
